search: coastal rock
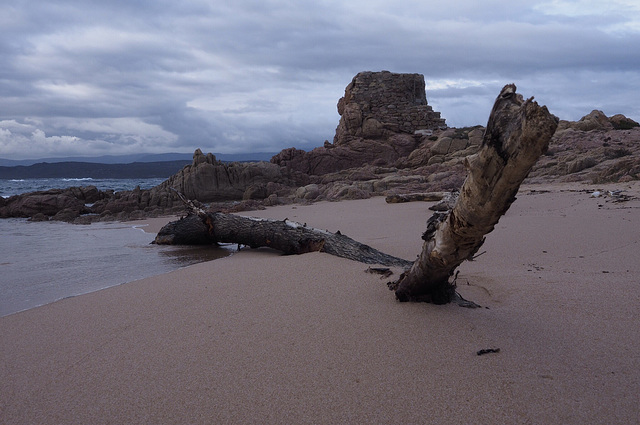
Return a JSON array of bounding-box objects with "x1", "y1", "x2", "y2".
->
[
  {"x1": 30, "y1": 213, "x2": 49, "y2": 222},
  {"x1": 3, "y1": 75, "x2": 640, "y2": 223},
  {"x1": 90, "y1": 185, "x2": 170, "y2": 216},
  {"x1": 295, "y1": 184, "x2": 320, "y2": 200},
  {"x1": 398, "y1": 126, "x2": 483, "y2": 169},
  {"x1": 158, "y1": 149, "x2": 294, "y2": 202},
  {"x1": 567, "y1": 156, "x2": 598, "y2": 174},
  {"x1": 333, "y1": 71, "x2": 446, "y2": 145},
  {"x1": 556, "y1": 110, "x2": 613, "y2": 133},
  {"x1": 528, "y1": 125, "x2": 640, "y2": 183},
  {"x1": 0, "y1": 189, "x2": 90, "y2": 218},
  {"x1": 609, "y1": 114, "x2": 640, "y2": 130},
  {"x1": 430, "y1": 137, "x2": 453, "y2": 155},
  {"x1": 242, "y1": 184, "x2": 268, "y2": 200},
  {"x1": 51, "y1": 208, "x2": 83, "y2": 222},
  {"x1": 272, "y1": 71, "x2": 446, "y2": 175},
  {"x1": 576, "y1": 110, "x2": 614, "y2": 131},
  {"x1": 272, "y1": 135, "x2": 419, "y2": 175},
  {"x1": 0, "y1": 181, "x2": 185, "y2": 221},
  {"x1": 468, "y1": 128, "x2": 484, "y2": 145}
]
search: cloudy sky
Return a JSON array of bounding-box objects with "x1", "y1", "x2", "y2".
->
[{"x1": 1, "y1": 0, "x2": 639, "y2": 160}]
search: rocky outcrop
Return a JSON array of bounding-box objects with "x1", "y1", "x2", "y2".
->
[
  {"x1": 333, "y1": 71, "x2": 446, "y2": 145},
  {"x1": 556, "y1": 111, "x2": 639, "y2": 134},
  {"x1": 0, "y1": 184, "x2": 185, "y2": 222},
  {"x1": 399, "y1": 127, "x2": 484, "y2": 168},
  {"x1": 272, "y1": 71, "x2": 446, "y2": 175},
  {"x1": 528, "y1": 117, "x2": 640, "y2": 183},
  {"x1": 272, "y1": 133, "x2": 419, "y2": 175},
  {"x1": 88, "y1": 185, "x2": 184, "y2": 219},
  {"x1": 609, "y1": 114, "x2": 640, "y2": 130},
  {"x1": 158, "y1": 149, "x2": 297, "y2": 202},
  {"x1": 3, "y1": 76, "x2": 640, "y2": 224},
  {"x1": 0, "y1": 186, "x2": 104, "y2": 219}
]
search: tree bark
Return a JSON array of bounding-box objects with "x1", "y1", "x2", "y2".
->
[
  {"x1": 390, "y1": 84, "x2": 558, "y2": 302},
  {"x1": 155, "y1": 196, "x2": 412, "y2": 268},
  {"x1": 385, "y1": 192, "x2": 448, "y2": 203}
]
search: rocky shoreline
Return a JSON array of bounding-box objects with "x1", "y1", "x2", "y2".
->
[{"x1": 1, "y1": 71, "x2": 638, "y2": 223}]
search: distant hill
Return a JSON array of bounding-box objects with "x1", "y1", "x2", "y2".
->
[
  {"x1": 0, "y1": 152, "x2": 278, "y2": 167},
  {"x1": 0, "y1": 161, "x2": 193, "y2": 179}
]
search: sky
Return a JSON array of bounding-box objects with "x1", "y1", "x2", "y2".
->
[{"x1": 1, "y1": 0, "x2": 639, "y2": 160}]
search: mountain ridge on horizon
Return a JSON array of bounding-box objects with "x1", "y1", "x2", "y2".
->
[{"x1": 0, "y1": 151, "x2": 278, "y2": 167}]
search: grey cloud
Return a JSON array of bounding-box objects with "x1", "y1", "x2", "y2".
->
[{"x1": 1, "y1": 0, "x2": 639, "y2": 159}]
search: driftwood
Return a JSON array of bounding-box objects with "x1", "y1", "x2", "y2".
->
[
  {"x1": 385, "y1": 192, "x2": 448, "y2": 203},
  {"x1": 156, "y1": 192, "x2": 412, "y2": 268},
  {"x1": 156, "y1": 84, "x2": 557, "y2": 305},
  {"x1": 390, "y1": 84, "x2": 558, "y2": 302}
]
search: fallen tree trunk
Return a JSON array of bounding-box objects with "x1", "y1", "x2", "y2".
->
[
  {"x1": 384, "y1": 192, "x2": 448, "y2": 203},
  {"x1": 390, "y1": 84, "x2": 558, "y2": 302},
  {"x1": 155, "y1": 196, "x2": 412, "y2": 268}
]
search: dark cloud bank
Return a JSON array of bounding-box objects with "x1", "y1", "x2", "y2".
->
[{"x1": 1, "y1": 0, "x2": 639, "y2": 159}]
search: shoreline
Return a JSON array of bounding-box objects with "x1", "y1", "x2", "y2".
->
[
  {"x1": 0, "y1": 218, "x2": 231, "y2": 318},
  {"x1": 1, "y1": 182, "x2": 639, "y2": 423}
]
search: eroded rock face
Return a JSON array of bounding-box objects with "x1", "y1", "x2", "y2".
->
[
  {"x1": 556, "y1": 110, "x2": 613, "y2": 133},
  {"x1": 272, "y1": 134, "x2": 419, "y2": 175},
  {"x1": 528, "y1": 125, "x2": 640, "y2": 183},
  {"x1": 334, "y1": 71, "x2": 446, "y2": 145},
  {"x1": 609, "y1": 114, "x2": 639, "y2": 130},
  {"x1": 399, "y1": 127, "x2": 484, "y2": 169},
  {"x1": 158, "y1": 149, "x2": 295, "y2": 202},
  {"x1": 555, "y1": 111, "x2": 639, "y2": 134},
  {"x1": 0, "y1": 184, "x2": 187, "y2": 222},
  {"x1": 272, "y1": 71, "x2": 446, "y2": 175},
  {"x1": 0, "y1": 186, "x2": 104, "y2": 219}
]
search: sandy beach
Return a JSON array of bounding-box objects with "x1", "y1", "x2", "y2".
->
[{"x1": 1, "y1": 182, "x2": 639, "y2": 424}]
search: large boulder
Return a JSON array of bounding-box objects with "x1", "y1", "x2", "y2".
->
[
  {"x1": 609, "y1": 114, "x2": 639, "y2": 130},
  {"x1": 0, "y1": 187, "x2": 102, "y2": 218},
  {"x1": 398, "y1": 127, "x2": 484, "y2": 169},
  {"x1": 3, "y1": 193, "x2": 85, "y2": 217},
  {"x1": 556, "y1": 110, "x2": 613, "y2": 133}
]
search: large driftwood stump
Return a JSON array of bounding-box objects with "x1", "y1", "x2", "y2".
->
[{"x1": 390, "y1": 84, "x2": 558, "y2": 302}]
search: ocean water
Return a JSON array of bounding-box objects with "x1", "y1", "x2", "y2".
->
[
  {"x1": 0, "y1": 177, "x2": 167, "y2": 198},
  {"x1": 0, "y1": 218, "x2": 233, "y2": 317},
  {"x1": 0, "y1": 177, "x2": 236, "y2": 317}
]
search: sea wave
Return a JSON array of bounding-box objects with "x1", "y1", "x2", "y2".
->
[{"x1": 0, "y1": 177, "x2": 165, "y2": 198}]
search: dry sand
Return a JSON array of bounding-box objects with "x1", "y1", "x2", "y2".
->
[{"x1": 1, "y1": 182, "x2": 639, "y2": 424}]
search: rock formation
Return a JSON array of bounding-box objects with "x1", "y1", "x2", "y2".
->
[
  {"x1": 155, "y1": 149, "x2": 298, "y2": 202},
  {"x1": 334, "y1": 70, "x2": 446, "y2": 145},
  {"x1": 2, "y1": 72, "x2": 640, "y2": 224},
  {"x1": 0, "y1": 187, "x2": 100, "y2": 219},
  {"x1": 0, "y1": 184, "x2": 187, "y2": 222},
  {"x1": 528, "y1": 115, "x2": 640, "y2": 183},
  {"x1": 271, "y1": 71, "x2": 447, "y2": 175}
]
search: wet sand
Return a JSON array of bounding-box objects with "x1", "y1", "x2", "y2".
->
[{"x1": 1, "y1": 182, "x2": 639, "y2": 424}]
